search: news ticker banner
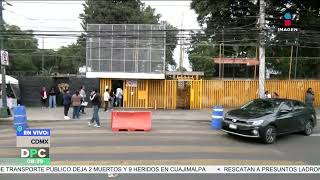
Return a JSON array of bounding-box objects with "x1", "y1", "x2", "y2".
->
[
  {"x1": 1, "y1": 166, "x2": 320, "y2": 174},
  {"x1": 16, "y1": 128, "x2": 51, "y2": 148}
]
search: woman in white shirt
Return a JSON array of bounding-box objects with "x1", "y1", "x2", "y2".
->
[{"x1": 104, "y1": 88, "x2": 110, "y2": 112}]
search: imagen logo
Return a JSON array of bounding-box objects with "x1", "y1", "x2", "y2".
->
[
  {"x1": 277, "y1": 11, "x2": 299, "y2": 32},
  {"x1": 283, "y1": 12, "x2": 292, "y2": 27}
]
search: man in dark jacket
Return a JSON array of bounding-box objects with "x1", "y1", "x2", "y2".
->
[
  {"x1": 305, "y1": 88, "x2": 315, "y2": 107},
  {"x1": 63, "y1": 90, "x2": 72, "y2": 120},
  {"x1": 88, "y1": 89, "x2": 102, "y2": 128}
]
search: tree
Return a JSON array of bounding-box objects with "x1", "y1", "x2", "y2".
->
[
  {"x1": 56, "y1": 43, "x2": 84, "y2": 74},
  {"x1": 190, "y1": 0, "x2": 320, "y2": 78},
  {"x1": 3, "y1": 25, "x2": 39, "y2": 73},
  {"x1": 79, "y1": 0, "x2": 178, "y2": 69},
  {"x1": 188, "y1": 38, "x2": 217, "y2": 77},
  {"x1": 162, "y1": 21, "x2": 178, "y2": 68}
]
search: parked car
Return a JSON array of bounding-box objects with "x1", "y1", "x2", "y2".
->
[{"x1": 222, "y1": 98, "x2": 317, "y2": 144}]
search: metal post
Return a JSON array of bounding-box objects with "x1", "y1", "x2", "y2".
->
[
  {"x1": 294, "y1": 45, "x2": 299, "y2": 79},
  {"x1": 254, "y1": 46, "x2": 258, "y2": 79},
  {"x1": 289, "y1": 46, "x2": 294, "y2": 80},
  {"x1": 42, "y1": 37, "x2": 44, "y2": 74},
  {"x1": 218, "y1": 44, "x2": 222, "y2": 78},
  {"x1": 222, "y1": 27, "x2": 225, "y2": 79},
  {"x1": 258, "y1": 0, "x2": 266, "y2": 98},
  {"x1": 179, "y1": 12, "x2": 185, "y2": 73},
  {"x1": 0, "y1": 0, "x2": 8, "y2": 118}
]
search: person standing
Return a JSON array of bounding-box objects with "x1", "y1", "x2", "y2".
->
[
  {"x1": 264, "y1": 91, "x2": 271, "y2": 98},
  {"x1": 71, "y1": 91, "x2": 82, "y2": 119},
  {"x1": 48, "y1": 87, "x2": 57, "y2": 108},
  {"x1": 63, "y1": 90, "x2": 72, "y2": 120},
  {"x1": 79, "y1": 85, "x2": 87, "y2": 114},
  {"x1": 110, "y1": 90, "x2": 115, "y2": 110},
  {"x1": 40, "y1": 87, "x2": 48, "y2": 108},
  {"x1": 89, "y1": 89, "x2": 102, "y2": 128},
  {"x1": 305, "y1": 88, "x2": 315, "y2": 107},
  {"x1": 116, "y1": 87, "x2": 123, "y2": 107},
  {"x1": 104, "y1": 88, "x2": 110, "y2": 112}
]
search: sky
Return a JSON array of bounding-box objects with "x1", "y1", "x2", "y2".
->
[{"x1": 3, "y1": 0, "x2": 201, "y2": 71}]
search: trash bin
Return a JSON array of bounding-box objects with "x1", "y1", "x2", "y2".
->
[
  {"x1": 13, "y1": 105, "x2": 27, "y2": 130},
  {"x1": 212, "y1": 105, "x2": 224, "y2": 130}
]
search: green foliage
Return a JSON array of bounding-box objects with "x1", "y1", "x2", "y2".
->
[
  {"x1": 176, "y1": 66, "x2": 187, "y2": 72},
  {"x1": 188, "y1": 39, "x2": 217, "y2": 77},
  {"x1": 3, "y1": 25, "x2": 39, "y2": 73},
  {"x1": 190, "y1": 0, "x2": 320, "y2": 79},
  {"x1": 161, "y1": 21, "x2": 178, "y2": 68},
  {"x1": 56, "y1": 43, "x2": 84, "y2": 74}
]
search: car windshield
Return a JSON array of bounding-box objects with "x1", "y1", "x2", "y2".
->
[{"x1": 241, "y1": 99, "x2": 280, "y2": 113}]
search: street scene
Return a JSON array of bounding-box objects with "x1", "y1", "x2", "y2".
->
[{"x1": 0, "y1": 0, "x2": 320, "y2": 179}]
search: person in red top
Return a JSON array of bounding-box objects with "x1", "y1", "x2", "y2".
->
[{"x1": 40, "y1": 87, "x2": 47, "y2": 107}]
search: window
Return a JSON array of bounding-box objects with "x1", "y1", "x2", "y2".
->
[
  {"x1": 241, "y1": 99, "x2": 281, "y2": 113},
  {"x1": 293, "y1": 101, "x2": 305, "y2": 111},
  {"x1": 279, "y1": 102, "x2": 293, "y2": 112}
]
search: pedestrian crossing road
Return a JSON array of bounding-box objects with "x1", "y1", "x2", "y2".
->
[{"x1": 0, "y1": 119, "x2": 319, "y2": 165}]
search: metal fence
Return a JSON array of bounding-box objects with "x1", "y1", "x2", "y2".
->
[
  {"x1": 86, "y1": 24, "x2": 166, "y2": 74},
  {"x1": 100, "y1": 79, "x2": 320, "y2": 109}
]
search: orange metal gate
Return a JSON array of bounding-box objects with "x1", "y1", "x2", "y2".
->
[
  {"x1": 100, "y1": 79, "x2": 177, "y2": 109},
  {"x1": 190, "y1": 80, "x2": 203, "y2": 109},
  {"x1": 100, "y1": 79, "x2": 320, "y2": 109}
]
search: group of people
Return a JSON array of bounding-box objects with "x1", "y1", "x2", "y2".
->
[
  {"x1": 103, "y1": 87, "x2": 123, "y2": 112},
  {"x1": 62, "y1": 86, "x2": 102, "y2": 127},
  {"x1": 264, "y1": 91, "x2": 279, "y2": 99},
  {"x1": 62, "y1": 86, "x2": 87, "y2": 120},
  {"x1": 40, "y1": 85, "x2": 124, "y2": 128},
  {"x1": 40, "y1": 87, "x2": 58, "y2": 108},
  {"x1": 264, "y1": 88, "x2": 315, "y2": 107}
]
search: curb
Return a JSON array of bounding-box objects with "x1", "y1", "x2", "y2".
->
[{"x1": 0, "y1": 119, "x2": 212, "y2": 124}]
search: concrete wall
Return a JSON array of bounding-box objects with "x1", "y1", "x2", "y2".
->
[{"x1": 15, "y1": 76, "x2": 99, "y2": 107}]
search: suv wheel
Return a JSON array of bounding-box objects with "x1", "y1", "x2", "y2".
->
[
  {"x1": 304, "y1": 120, "x2": 313, "y2": 136},
  {"x1": 262, "y1": 126, "x2": 276, "y2": 144}
]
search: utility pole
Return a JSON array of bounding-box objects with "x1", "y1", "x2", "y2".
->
[
  {"x1": 0, "y1": 0, "x2": 8, "y2": 118},
  {"x1": 218, "y1": 44, "x2": 222, "y2": 78},
  {"x1": 294, "y1": 33, "x2": 299, "y2": 79},
  {"x1": 179, "y1": 12, "x2": 185, "y2": 73},
  {"x1": 222, "y1": 26, "x2": 225, "y2": 79},
  {"x1": 288, "y1": 45, "x2": 294, "y2": 80},
  {"x1": 42, "y1": 37, "x2": 44, "y2": 74},
  {"x1": 258, "y1": 0, "x2": 266, "y2": 98}
]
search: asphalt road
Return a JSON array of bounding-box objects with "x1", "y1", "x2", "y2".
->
[{"x1": 0, "y1": 118, "x2": 320, "y2": 180}]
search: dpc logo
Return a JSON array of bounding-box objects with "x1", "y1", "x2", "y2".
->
[{"x1": 21, "y1": 148, "x2": 50, "y2": 158}]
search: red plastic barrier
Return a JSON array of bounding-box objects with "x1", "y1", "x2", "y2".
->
[{"x1": 111, "y1": 111, "x2": 152, "y2": 131}]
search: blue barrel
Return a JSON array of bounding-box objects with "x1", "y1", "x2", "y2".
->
[
  {"x1": 13, "y1": 105, "x2": 27, "y2": 130},
  {"x1": 212, "y1": 105, "x2": 224, "y2": 130}
]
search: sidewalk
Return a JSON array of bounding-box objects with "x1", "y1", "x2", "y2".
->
[{"x1": 1, "y1": 107, "x2": 319, "y2": 122}]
